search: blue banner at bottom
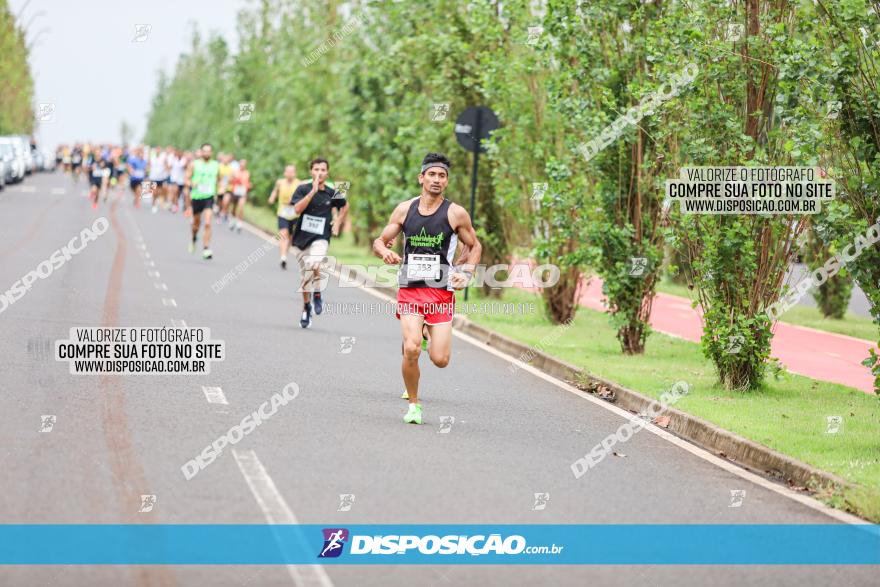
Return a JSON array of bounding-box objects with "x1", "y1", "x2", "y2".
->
[{"x1": 0, "y1": 525, "x2": 877, "y2": 564}]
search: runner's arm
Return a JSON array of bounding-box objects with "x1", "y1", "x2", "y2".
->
[
  {"x1": 267, "y1": 180, "x2": 280, "y2": 205},
  {"x1": 184, "y1": 161, "x2": 193, "y2": 189},
  {"x1": 332, "y1": 201, "x2": 350, "y2": 236},
  {"x1": 372, "y1": 202, "x2": 407, "y2": 264},
  {"x1": 292, "y1": 182, "x2": 320, "y2": 215},
  {"x1": 450, "y1": 204, "x2": 482, "y2": 273}
]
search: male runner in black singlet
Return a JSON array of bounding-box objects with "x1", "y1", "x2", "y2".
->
[{"x1": 372, "y1": 152, "x2": 482, "y2": 425}]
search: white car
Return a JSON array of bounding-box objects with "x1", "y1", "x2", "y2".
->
[
  {"x1": 15, "y1": 136, "x2": 35, "y2": 173},
  {"x1": 41, "y1": 148, "x2": 56, "y2": 171},
  {"x1": 0, "y1": 139, "x2": 26, "y2": 182}
]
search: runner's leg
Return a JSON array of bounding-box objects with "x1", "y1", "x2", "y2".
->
[
  {"x1": 235, "y1": 196, "x2": 246, "y2": 231},
  {"x1": 425, "y1": 322, "x2": 452, "y2": 368},
  {"x1": 202, "y1": 206, "x2": 213, "y2": 254},
  {"x1": 279, "y1": 225, "x2": 290, "y2": 268},
  {"x1": 400, "y1": 313, "x2": 425, "y2": 403},
  {"x1": 191, "y1": 211, "x2": 202, "y2": 251}
]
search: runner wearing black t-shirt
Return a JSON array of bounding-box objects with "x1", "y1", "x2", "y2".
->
[
  {"x1": 290, "y1": 157, "x2": 348, "y2": 328},
  {"x1": 87, "y1": 154, "x2": 109, "y2": 210},
  {"x1": 372, "y1": 152, "x2": 482, "y2": 425}
]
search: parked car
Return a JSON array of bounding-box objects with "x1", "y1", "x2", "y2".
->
[
  {"x1": 0, "y1": 158, "x2": 6, "y2": 189},
  {"x1": 19, "y1": 137, "x2": 35, "y2": 173},
  {"x1": 0, "y1": 139, "x2": 26, "y2": 183},
  {"x1": 41, "y1": 148, "x2": 56, "y2": 171},
  {"x1": 7, "y1": 136, "x2": 34, "y2": 173}
]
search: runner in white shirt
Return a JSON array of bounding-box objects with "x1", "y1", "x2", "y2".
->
[
  {"x1": 148, "y1": 147, "x2": 170, "y2": 213},
  {"x1": 168, "y1": 149, "x2": 188, "y2": 214}
]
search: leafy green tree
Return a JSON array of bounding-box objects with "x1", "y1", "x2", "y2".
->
[
  {"x1": 812, "y1": 0, "x2": 880, "y2": 394},
  {"x1": 546, "y1": 0, "x2": 692, "y2": 350},
  {"x1": 0, "y1": 0, "x2": 34, "y2": 135},
  {"x1": 673, "y1": 0, "x2": 824, "y2": 390},
  {"x1": 803, "y1": 228, "x2": 854, "y2": 320}
]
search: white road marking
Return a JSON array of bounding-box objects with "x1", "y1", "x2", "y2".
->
[
  {"x1": 146, "y1": 260, "x2": 156, "y2": 267},
  {"x1": 161, "y1": 298, "x2": 177, "y2": 307},
  {"x1": 170, "y1": 319, "x2": 188, "y2": 328},
  {"x1": 201, "y1": 386, "x2": 228, "y2": 405},
  {"x1": 148, "y1": 270, "x2": 160, "y2": 278},
  {"x1": 243, "y1": 220, "x2": 867, "y2": 525},
  {"x1": 233, "y1": 450, "x2": 334, "y2": 587},
  {"x1": 154, "y1": 283, "x2": 168, "y2": 291},
  {"x1": 21, "y1": 186, "x2": 36, "y2": 193},
  {"x1": 50, "y1": 187, "x2": 66, "y2": 195}
]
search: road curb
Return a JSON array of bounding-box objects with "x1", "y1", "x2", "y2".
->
[
  {"x1": 450, "y1": 316, "x2": 851, "y2": 494},
  {"x1": 243, "y1": 219, "x2": 851, "y2": 497}
]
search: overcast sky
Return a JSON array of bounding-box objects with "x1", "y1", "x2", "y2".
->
[{"x1": 10, "y1": 0, "x2": 246, "y2": 150}]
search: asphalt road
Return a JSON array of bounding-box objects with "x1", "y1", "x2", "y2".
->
[{"x1": 0, "y1": 172, "x2": 875, "y2": 587}]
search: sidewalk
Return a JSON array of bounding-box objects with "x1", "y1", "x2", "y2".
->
[{"x1": 576, "y1": 277, "x2": 878, "y2": 394}]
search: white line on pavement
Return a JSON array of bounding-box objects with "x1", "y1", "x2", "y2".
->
[
  {"x1": 201, "y1": 386, "x2": 228, "y2": 405},
  {"x1": 148, "y1": 270, "x2": 160, "y2": 278},
  {"x1": 161, "y1": 298, "x2": 177, "y2": 307},
  {"x1": 21, "y1": 186, "x2": 36, "y2": 193},
  {"x1": 50, "y1": 187, "x2": 66, "y2": 194},
  {"x1": 170, "y1": 319, "x2": 188, "y2": 328},
  {"x1": 154, "y1": 283, "x2": 168, "y2": 291},
  {"x1": 233, "y1": 450, "x2": 334, "y2": 587}
]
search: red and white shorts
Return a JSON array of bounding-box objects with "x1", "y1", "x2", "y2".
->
[{"x1": 396, "y1": 287, "x2": 456, "y2": 325}]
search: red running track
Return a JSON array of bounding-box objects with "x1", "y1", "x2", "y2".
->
[
  {"x1": 576, "y1": 277, "x2": 877, "y2": 394},
  {"x1": 509, "y1": 258, "x2": 876, "y2": 393}
]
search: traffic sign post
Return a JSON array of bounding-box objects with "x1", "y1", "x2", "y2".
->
[{"x1": 454, "y1": 106, "x2": 500, "y2": 301}]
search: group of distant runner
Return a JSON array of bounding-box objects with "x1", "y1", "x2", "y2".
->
[
  {"x1": 55, "y1": 143, "x2": 251, "y2": 228},
  {"x1": 58, "y1": 142, "x2": 482, "y2": 425}
]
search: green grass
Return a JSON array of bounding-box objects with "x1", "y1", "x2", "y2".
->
[
  {"x1": 655, "y1": 279, "x2": 878, "y2": 342},
  {"x1": 467, "y1": 286, "x2": 880, "y2": 520},
  {"x1": 245, "y1": 204, "x2": 880, "y2": 520}
]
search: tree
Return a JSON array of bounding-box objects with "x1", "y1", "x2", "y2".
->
[
  {"x1": 674, "y1": 0, "x2": 821, "y2": 390},
  {"x1": 0, "y1": 0, "x2": 34, "y2": 135},
  {"x1": 546, "y1": 0, "x2": 691, "y2": 350},
  {"x1": 813, "y1": 0, "x2": 880, "y2": 394}
]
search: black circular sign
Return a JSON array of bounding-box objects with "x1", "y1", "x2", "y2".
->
[{"x1": 454, "y1": 106, "x2": 501, "y2": 154}]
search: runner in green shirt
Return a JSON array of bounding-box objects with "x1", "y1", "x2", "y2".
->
[{"x1": 184, "y1": 142, "x2": 220, "y2": 259}]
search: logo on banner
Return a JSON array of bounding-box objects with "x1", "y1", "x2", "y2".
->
[{"x1": 318, "y1": 528, "x2": 349, "y2": 558}]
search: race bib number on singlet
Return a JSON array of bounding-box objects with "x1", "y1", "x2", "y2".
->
[
  {"x1": 301, "y1": 214, "x2": 326, "y2": 235},
  {"x1": 102, "y1": 168, "x2": 111, "y2": 177},
  {"x1": 280, "y1": 205, "x2": 298, "y2": 220},
  {"x1": 233, "y1": 185, "x2": 247, "y2": 196},
  {"x1": 196, "y1": 182, "x2": 212, "y2": 193},
  {"x1": 406, "y1": 254, "x2": 441, "y2": 280}
]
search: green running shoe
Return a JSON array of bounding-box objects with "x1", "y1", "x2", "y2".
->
[{"x1": 404, "y1": 403, "x2": 423, "y2": 424}]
